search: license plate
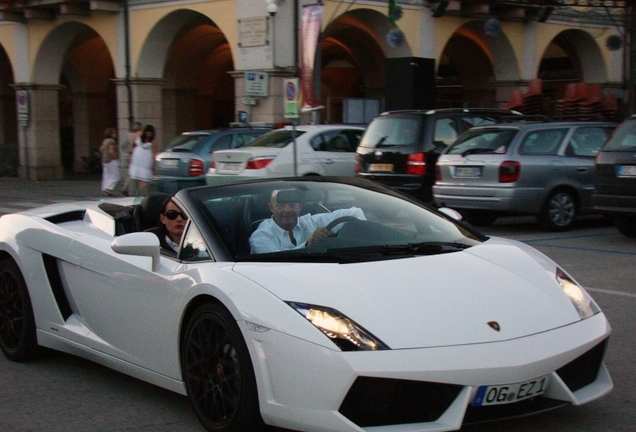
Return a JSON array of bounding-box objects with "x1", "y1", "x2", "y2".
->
[
  {"x1": 454, "y1": 166, "x2": 482, "y2": 178},
  {"x1": 618, "y1": 165, "x2": 636, "y2": 177},
  {"x1": 220, "y1": 162, "x2": 242, "y2": 173},
  {"x1": 369, "y1": 163, "x2": 394, "y2": 173},
  {"x1": 161, "y1": 159, "x2": 179, "y2": 168},
  {"x1": 472, "y1": 375, "x2": 549, "y2": 406}
]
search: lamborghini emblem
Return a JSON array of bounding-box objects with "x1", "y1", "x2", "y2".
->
[{"x1": 488, "y1": 321, "x2": 501, "y2": 332}]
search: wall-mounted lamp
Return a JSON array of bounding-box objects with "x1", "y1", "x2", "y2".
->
[
  {"x1": 266, "y1": 0, "x2": 284, "y2": 17},
  {"x1": 432, "y1": 1, "x2": 449, "y2": 18}
]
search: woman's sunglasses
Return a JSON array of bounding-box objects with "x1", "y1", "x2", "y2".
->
[{"x1": 164, "y1": 210, "x2": 188, "y2": 221}]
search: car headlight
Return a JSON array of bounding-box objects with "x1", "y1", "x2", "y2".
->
[
  {"x1": 287, "y1": 302, "x2": 389, "y2": 351},
  {"x1": 556, "y1": 268, "x2": 599, "y2": 319}
]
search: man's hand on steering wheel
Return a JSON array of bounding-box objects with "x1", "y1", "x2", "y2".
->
[{"x1": 306, "y1": 227, "x2": 332, "y2": 247}]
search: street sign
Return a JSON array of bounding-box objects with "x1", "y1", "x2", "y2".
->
[
  {"x1": 245, "y1": 71, "x2": 268, "y2": 96},
  {"x1": 17, "y1": 90, "x2": 29, "y2": 128},
  {"x1": 242, "y1": 97, "x2": 257, "y2": 106},
  {"x1": 284, "y1": 78, "x2": 299, "y2": 119}
]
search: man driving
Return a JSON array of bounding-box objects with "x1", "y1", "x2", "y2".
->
[{"x1": 249, "y1": 189, "x2": 365, "y2": 254}]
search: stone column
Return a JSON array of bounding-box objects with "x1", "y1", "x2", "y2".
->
[{"x1": 13, "y1": 84, "x2": 64, "y2": 180}]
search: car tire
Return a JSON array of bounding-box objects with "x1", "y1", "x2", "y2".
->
[
  {"x1": 0, "y1": 259, "x2": 41, "y2": 362},
  {"x1": 614, "y1": 216, "x2": 636, "y2": 238},
  {"x1": 182, "y1": 302, "x2": 267, "y2": 432},
  {"x1": 539, "y1": 189, "x2": 578, "y2": 232},
  {"x1": 462, "y1": 210, "x2": 498, "y2": 227}
]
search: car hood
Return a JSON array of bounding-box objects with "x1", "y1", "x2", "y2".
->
[{"x1": 233, "y1": 237, "x2": 583, "y2": 349}]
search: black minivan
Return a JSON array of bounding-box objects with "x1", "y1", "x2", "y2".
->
[
  {"x1": 355, "y1": 108, "x2": 521, "y2": 202},
  {"x1": 593, "y1": 115, "x2": 636, "y2": 237}
]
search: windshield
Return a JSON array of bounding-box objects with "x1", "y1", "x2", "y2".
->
[
  {"x1": 163, "y1": 133, "x2": 211, "y2": 152},
  {"x1": 359, "y1": 116, "x2": 422, "y2": 148},
  {"x1": 602, "y1": 120, "x2": 636, "y2": 151},
  {"x1": 245, "y1": 129, "x2": 307, "y2": 149},
  {"x1": 188, "y1": 179, "x2": 484, "y2": 262},
  {"x1": 447, "y1": 129, "x2": 517, "y2": 156}
]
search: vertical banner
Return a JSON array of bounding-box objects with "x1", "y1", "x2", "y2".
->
[{"x1": 300, "y1": 3, "x2": 324, "y2": 112}]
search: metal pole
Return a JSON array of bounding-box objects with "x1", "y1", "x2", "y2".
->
[
  {"x1": 630, "y1": 4, "x2": 636, "y2": 116},
  {"x1": 124, "y1": 0, "x2": 133, "y2": 128}
]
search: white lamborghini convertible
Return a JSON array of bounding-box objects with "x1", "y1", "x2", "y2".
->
[{"x1": 0, "y1": 177, "x2": 612, "y2": 432}]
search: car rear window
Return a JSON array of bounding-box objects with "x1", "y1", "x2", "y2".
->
[
  {"x1": 359, "y1": 116, "x2": 422, "y2": 148},
  {"x1": 447, "y1": 129, "x2": 517, "y2": 156},
  {"x1": 164, "y1": 134, "x2": 210, "y2": 152},
  {"x1": 602, "y1": 121, "x2": 636, "y2": 151},
  {"x1": 245, "y1": 130, "x2": 307, "y2": 149}
]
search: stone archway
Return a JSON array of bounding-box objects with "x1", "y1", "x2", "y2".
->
[
  {"x1": 137, "y1": 9, "x2": 235, "y2": 142},
  {"x1": 0, "y1": 45, "x2": 17, "y2": 176},
  {"x1": 320, "y1": 8, "x2": 412, "y2": 121},
  {"x1": 438, "y1": 20, "x2": 519, "y2": 109},
  {"x1": 31, "y1": 21, "x2": 115, "y2": 177},
  {"x1": 538, "y1": 28, "x2": 608, "y2": 109}
]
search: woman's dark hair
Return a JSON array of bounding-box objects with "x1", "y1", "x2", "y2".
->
[
  {"x1": 141, "y1": 124, "x2": 156, "y2": 143},
  {"x1": 158, "y1": 195, "x2": 176, "y2": 223}
]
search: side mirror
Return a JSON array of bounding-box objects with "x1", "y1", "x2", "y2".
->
[
  {"x1": 438, "y1": 207, "x2": 463, "y2": 221},
  {"x1": 111, "y1": 232, "x2": 161, "y2": 271}
]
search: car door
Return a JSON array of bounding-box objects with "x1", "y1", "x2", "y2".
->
[
  {"x1": 310, "y1": 129, "x2": 360, "y2": 176},
  {"x1": 515, "y1": 128, "x2": 568, "y2": 204},
  {"x1": 58, "y1": 230, "x2": 189, "y2": 378},
  {"x1": 562, "y1": 126, "x2": 614, "y2": 210}
]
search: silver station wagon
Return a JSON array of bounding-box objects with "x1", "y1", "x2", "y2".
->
[{"x1": 433, "y1": 119, "x2": 616, "y2": 231}]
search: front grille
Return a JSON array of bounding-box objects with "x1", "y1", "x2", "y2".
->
[
  {"x1": 556, "y1": 338, "x2": 609, "y2": 392},
  {"x1": 339, "y1": 377, "x2": 462, "y2": 427}
]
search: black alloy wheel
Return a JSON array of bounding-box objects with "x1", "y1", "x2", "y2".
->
[
  {"x1": 182, "y1": 302, "x2": 266, "y2": 432},
  {"x1": 0, "y1": 259, "x2": 40, "y2": 362},
  {"x1": 539, "y1": 190, "x2": 578, "y2": 232}
]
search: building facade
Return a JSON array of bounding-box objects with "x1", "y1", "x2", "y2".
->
[{"x1": 0, "y1": 0, "x2": 630, "y2": 180}]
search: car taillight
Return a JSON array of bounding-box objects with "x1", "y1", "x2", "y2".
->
[
  {"x1": 210, "y1": 160, "x2": 216, "y2": 169},
  {"x1": 435, "y1": 164, "x2": 441, "y2": 182},
  {"x1": 407, "y1": 153, "x2": 426, "y2": 175},
  {"x1": 189, "y1": 159, "x2": 204, "y2": 176},
  {"x1": 499, "y1": 160, "x2": 520, "y2": 183},
  {"x1": 246, "y1": 157, "x2": 274, "y2": 170},
  {"x1": 355, "y1": 154, "x2": 361, "y2": 173}
]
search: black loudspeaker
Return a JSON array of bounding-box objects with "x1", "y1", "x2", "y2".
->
[
  {"x1": 385, "y1": 57, "x2": 436, "y2": 111},
  {"x1": 432, "y1": 1, "x2": 449, "y2": 18}
]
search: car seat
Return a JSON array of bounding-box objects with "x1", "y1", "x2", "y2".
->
[{"x1": 132, "y1": 193, "x2": 171, "y2": 232}]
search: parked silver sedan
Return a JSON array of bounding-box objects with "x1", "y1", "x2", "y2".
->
[{"x1": 433, "y1": 120, "x2": 616, "y2": 231}]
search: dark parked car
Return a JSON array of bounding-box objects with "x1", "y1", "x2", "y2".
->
[
  {"x1": 154, "y1": 128, "x2": 270, "y2": 179},
  {"x1": 593, "y1": 115, "x2": 636, "y2": 237},
  {"x1": 355, "y1": 108, "x2": 522, "y2": 202},
  {"x1": 434, "y1": 119, "x2": 616, "y2": 231}
]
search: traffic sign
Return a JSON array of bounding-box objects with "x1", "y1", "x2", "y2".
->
[
  {"x1": 245, "y1": 72, "x2": 268, "y2": 96},
  {"x1": 17, "y1": 90, "x2": 29, "y2": 127},
  {"x1": 284, "y1": 78, "x2": 299, "y2": 119}
]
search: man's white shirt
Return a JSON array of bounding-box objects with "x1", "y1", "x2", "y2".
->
[{"x1": 249, "y1": 207, "x2": 365, "y2": 254}]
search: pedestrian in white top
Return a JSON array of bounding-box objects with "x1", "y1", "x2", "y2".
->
[
  {"x1": 129, "y1": 124, "x2": 157, "y2": 193},
  {"x1": 100, "y1": 128, "x2": 120, "y2": 196}
]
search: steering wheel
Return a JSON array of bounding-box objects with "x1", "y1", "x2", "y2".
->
[{"x1": 325, "y1": 216, "x2": 360, "y2": 235}]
